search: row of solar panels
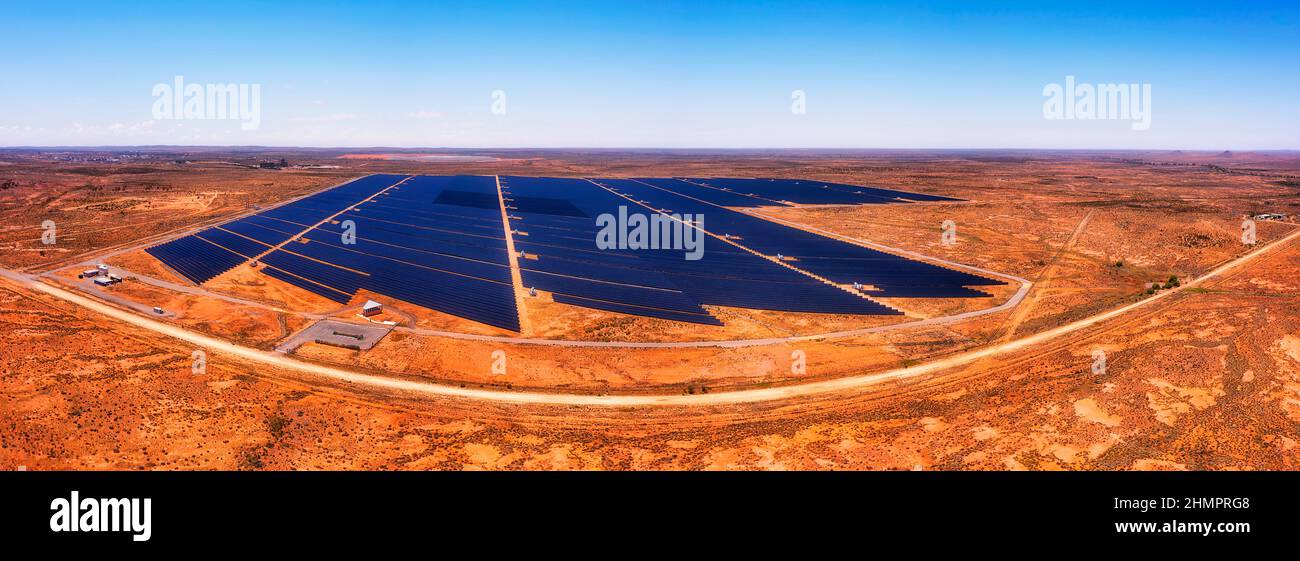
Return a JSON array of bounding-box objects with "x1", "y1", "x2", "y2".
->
[
  {"x1": 146, "y1": 174, "x2": 985, "y2": 331},
  {"x1": 501, "y1": 176, "x2": 902, "y2": 325},
  {"x1": 594, "y1": 178, "x2": 1002, "y2": 298},
  {"x1": 144, "y1": 174, "x2": 522, "y2": 330},
  {"x1": 250, "y1": 176, "x2": 521, "y2": 331},
  {"x1": 674, "y1": 177, "x2": 962, "y2": 206},
  {"x1": 145, "y1": 174, "x2": 407, "y2": 283}
]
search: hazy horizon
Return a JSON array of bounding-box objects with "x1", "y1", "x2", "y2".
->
[{"x1": 5, "y1": 146, "x2": 1299, "y2": 154}]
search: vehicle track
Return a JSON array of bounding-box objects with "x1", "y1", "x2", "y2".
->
[{"x1": 2, "y1": 226, "x2": 1295, "y2": 408}]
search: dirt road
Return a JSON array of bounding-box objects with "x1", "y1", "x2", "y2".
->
[{"x1": 3, "y1": 227, "x2": 1296, "y2": 407}]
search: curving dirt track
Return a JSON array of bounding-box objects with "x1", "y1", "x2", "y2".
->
[{"x1": 2, "y1": 226, "x2": 1295, "y2": 408}]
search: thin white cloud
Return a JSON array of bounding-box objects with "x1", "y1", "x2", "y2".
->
[
  {"x1": 407, "y1": 110, "x2": 444, "y2": 120},
  {"x1": 290, "y1": 113, "x2": 356, "y2": 123},
  {"x1": 107, "y1": 120, "x2": 158, "y2": 133}
]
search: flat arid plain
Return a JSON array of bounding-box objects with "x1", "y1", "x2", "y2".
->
[{"x1": 2, "y1": 148, "x2": 1298, "y2": 470}]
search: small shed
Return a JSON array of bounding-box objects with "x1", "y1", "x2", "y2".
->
[
  {"x1": 361, "y1": 300, "x2": 383, "y2": 317},
  {"x1": 93, "y1": 276, "x2": 113, "y2": 286}
]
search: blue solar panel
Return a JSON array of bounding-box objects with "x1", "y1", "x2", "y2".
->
[
  {"x1": 195, "y1": 227, "x2": 271, "y2": 259},
  {"x1": 296, "y1": 236, "x2": 512, "y2": 284},
  {"x1": 261, "y1": 267, "x2": 352, "y2": 304},
  {"x1": 146, "y1": 174, "x2": 404, "y2": 285},
  {"x1": 682, "y1": 177, "x2": 963, "y2": 204},
  {"x1": 241, "y1": 175, "x2": 521, "y2": 331},
  {"x1": 593, "y1": 178, "x2": 1001, "y2": 299},
  {"x1": 521, "y1": 269, "x2": 708, "y2": 315},
  {"x1": 149, "y1": 174, "x2": 987, "y2": 330},
  {"x1": 552, "y1": 294, "x2": 723, "y2": 325},
  {"x1": 434, "y1": 189, "x2": 499, "y2": 209},
  {"x1": 364, "y1": 271, "x2": 519, "y2": 331},
  {"x1": 222, "y1": 218, "x2": 295, "y2": 246},
  {"x1": 510, "y1": 195, "x2": 589, "y2": 217},
  {"x1": 501, "y1": 176, "x2": 908, "y2": 321},
  {"x1": 631, "y1": 178, "x2": 789, "y2": 208},
  {"x1": 144, "y1": 235, "x2": 247, "y2": 284},
  {"x1": 261, "y1": 249, "x2": 366, "y2": 296}
]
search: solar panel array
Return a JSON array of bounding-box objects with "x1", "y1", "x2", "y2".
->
[
  {"x1": 679, "y1": 177, "x2": 963, "y2": 206},
  {"x1": 144, "y1": 174, "x2": 519, "y2": 331},
  {"x1": 259, "y1": 175, "x2": 520, "y2": 331},
  {"x1": 143, "y1": 235, "x2": 248, "y2": 285},
  {"x1": 145, "y1": 174, "x2": 405, "y2": 283},
  {"x1": 502, "y1": 176, "x2": 900, "y2": 325},
  {"x1": 599, "y1": 178, "x2": 1001, "y2": 298},
  {"x1": 146, "y1": 174, "x2": 996, "y2": 330}
]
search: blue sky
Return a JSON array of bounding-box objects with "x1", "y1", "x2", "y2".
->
[{"x1": 1, "y1": 1, "x2": 1296, "y2": 149}]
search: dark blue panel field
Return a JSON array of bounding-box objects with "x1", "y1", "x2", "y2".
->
[
  {"x1": 144, "y1": 235, "x2": 249, "y2": 284},
  {"x1": 195, "y1": 227, "x2": 271, "y2": 259},
  {"x1": 261, "y1": 266, "x2": 354, "y2": 304},
  {"x1": 501, "y1": 176, "x2": 905, "y2": 321},
  {"x1": 681, "y1": 177, "x2": 963, "y2": 204},
  {"x1": 552, "y1": 293, "x2": 723, "y2": 325},
  {"x1": 257, "y1": 175, "x2": 522, "y2": 331},
  {"x1": 145, "y1": 174, "x2": 404, "y2": 285},
  {"x1": 221, "y1": 218, "x2": 296, "y2": 246},
  {"x1": 593, "y1": 178, "x2": 1001, "y2": 299},
  {"x1": 627, "y1": 177, "x2": 784, "y2": 208},
  {"x1": 147, "y1": 174, "x2": 988, "y2": 330}
]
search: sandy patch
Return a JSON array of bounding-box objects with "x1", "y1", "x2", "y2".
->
[
  {"x1": 1280, "y1": 335, "x2": 1300, "y2": 364},
  {"x1": 1073, "y1": 398, "x2": 1122, "y2": 427},
  {"x1": 1132, "y1": 459, "x2": 1188, "y2": 471},
  {"x1": 1144, "y1": 377, "x2": 1224, "y2": 425}
]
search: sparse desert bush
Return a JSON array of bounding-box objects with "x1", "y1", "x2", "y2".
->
[
  {"x1": 239, "y1": 448, "x2": 265, "y2": 470},
  {"x1": 266, "y1": 413, "x2": 291, "y2": 440}
]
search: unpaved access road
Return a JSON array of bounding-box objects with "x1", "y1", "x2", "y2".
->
[{"x1": 2, "y1": 227, "x2": 1296, "y2": 407}]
